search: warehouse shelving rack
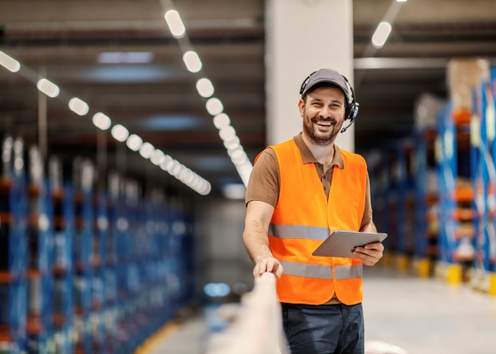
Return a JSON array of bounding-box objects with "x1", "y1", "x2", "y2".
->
[
  {"x1": 26, "y1": 147, "x2": 53, "y2": 354},
  {"x1": 73, "y1": 160, "x2": 95, "y2": 354},
  {"x1": 413, "y1": 127, "x2": 440, "y2": 278},
  {"x1": 392, "y1": 140, "x2": 416, "y2": 273},
  {"x1": 435, "y1": 103, "x2": 475, "y2": 285},
  {"x1": 0, "y1": 138, "x2": 28, "y2": 354},
  {"x1": 90, "y1": 191, "x2": 109, "y2": 353},
  {"x1": 384, "y1": 148, "x2": 401, "y2": 267},
  {"x1": 486, "y1": 69, "x2": 496, "y2": 293},
  {"x1": 51, "y1": 157, "x2": 76, "y2": 354},
  {"x1": 1, "y1": 142, "x2": 196, "y2": 353},
  {"x1": 470, "y1": 71, "x2": 496, "y2": 294},
  {"x1": 369, "y1": 153, "x2": 393, "y2": 267}
]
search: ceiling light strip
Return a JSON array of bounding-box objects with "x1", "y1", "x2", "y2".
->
[
  {"x1": 161, "y1": 0, "x2": 253, "y2": 187},
  {"x1": 0, "y1": 49, "x2": 211, "y2": 195}
]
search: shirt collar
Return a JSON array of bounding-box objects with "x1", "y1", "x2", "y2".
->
[{"x1": 293, "y1": 133, "x2": 344, "y2": 169}]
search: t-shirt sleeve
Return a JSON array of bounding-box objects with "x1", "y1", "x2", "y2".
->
[{"x1": 245, "y1": 147, "x2": 279, "y2": 207}]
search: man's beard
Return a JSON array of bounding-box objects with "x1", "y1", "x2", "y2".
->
[{"x1": 303, "y1": 115, "x2": 342, "y2": 146}]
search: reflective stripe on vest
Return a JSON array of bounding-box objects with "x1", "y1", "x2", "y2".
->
[
  {"x1": 269, "y1": 223, "x2": 329, "y2": 241},
  {"x1": 281, "y1": 260, "x2": 363, "y2": 280}
]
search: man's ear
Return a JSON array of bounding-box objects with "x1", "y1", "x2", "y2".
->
[{"x1": 298, "y1": 98, "x2": 305, "y2": 117}]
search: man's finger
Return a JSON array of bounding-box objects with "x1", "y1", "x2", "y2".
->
[
  {"x1": 256, "y1": 260, "x2": 268, "y2": 276},
  {"x1": 259, "y1": 260, "x2": 269, "y2": 275},
  {"x1": 364, "y1": 243, "x2": 383, "y2": 251},
  {"x1": 253, "y1": 263, "x2": 261, "y2": 277},
  {"x1": 266, "y1": 259, "x2": 275, "y2": 273},
  {"x1": 352, "y1": 251, "x2": 377, "y2": 264},
  {"x1": 355, "y1": 247, "x2": 381, "y2": 258}
]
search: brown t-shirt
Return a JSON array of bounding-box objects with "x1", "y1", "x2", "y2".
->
[{"x1": 245, "y1": 133, "x2": 373, "y2": 304}]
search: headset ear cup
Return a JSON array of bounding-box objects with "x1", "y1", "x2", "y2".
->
[{"x1": 349, "y1": 102, "x2": 359, "y2": 121}]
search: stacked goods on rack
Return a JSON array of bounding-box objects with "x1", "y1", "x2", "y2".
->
[
  {"x1": 469, "y1": 66, "x2": 496, "y2": 294},
  {"x1": 435, "y1": 58, "x2": 490, "y2": 285}
]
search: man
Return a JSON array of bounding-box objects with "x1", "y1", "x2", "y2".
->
[{"x1": 242, "y1": 68, "x2": 384, "y2": 354}]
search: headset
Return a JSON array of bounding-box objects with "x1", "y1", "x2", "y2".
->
[{"x1": 299, "y1": 71, "x2": 360, "y2": 133}]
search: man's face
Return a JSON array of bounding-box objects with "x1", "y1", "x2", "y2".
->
[{"x1": 298, "y1": 86, "x2": 347, "y2": 145}]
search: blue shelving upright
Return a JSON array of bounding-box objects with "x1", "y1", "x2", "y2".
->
[
  {"x1": 50, "y1": 157, "x2": 75, "y2": 354},
  {"x1": 471, "y1": 69, "x2": 496, "y2": 293},
  {"x1": 368, "y1": 152, "x2": 392, "y2": 265},
  {"x1": 413, "y1": 127, "x2": 440, "y2": 277},
  {"x1": 436, "y1": 103, "x2": 475, "y2": 284},
  {"x1": 73, "y1": 160, "x2": 94, "y2": 354},
  {"x1": 488, "y1": 69, "x2": 496, "y2": 292},
  {"x1": 26, "y1": 147, "x2": 53, "y2": 354}
]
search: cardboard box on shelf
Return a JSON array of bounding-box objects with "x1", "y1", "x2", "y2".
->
[{"x1": 448, "y1": 58, "x2": 490, "y2": 114}]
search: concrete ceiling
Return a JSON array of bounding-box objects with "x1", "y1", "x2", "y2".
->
[{"x1": 0, "y1": 0, "x2": 495, "y2": 192}]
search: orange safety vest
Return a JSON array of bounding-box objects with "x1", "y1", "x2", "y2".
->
[{"x1": 269, "y1": 138, "x2": 367, "y2": 305}]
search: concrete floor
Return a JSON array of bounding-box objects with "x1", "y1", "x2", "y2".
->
[
  {"x1": 148, "y1": 267, "x2": 496, "y2": 354},
  {"x1": 363, "y1": 267, "x2": 496, "y2": 354}
]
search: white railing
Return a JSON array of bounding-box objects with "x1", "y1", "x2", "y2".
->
[{"x1": 207, "y1": 273, "x2": 288, "y2": 354}]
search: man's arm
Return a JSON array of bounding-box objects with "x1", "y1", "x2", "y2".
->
[
  {"x1": 360, "y1": 220, "x2": 377, "y2": 233},
  {"x1": 242, "y1": 200, "x2": 283, "y2": 278}
]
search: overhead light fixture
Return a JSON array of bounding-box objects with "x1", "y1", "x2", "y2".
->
[
  {"x1": 139, "y1": 142, "x2": 155, "y2": 159},
  {"x1": 396, "y1": 0, "x2": 407, "y2": 2},
  {"x1": 164, "y1": 9, "x2": 186, "y2": 38},
  {"x1": 150, "y1": 149, "x2": 165, "y2": 166},
  {"x1": 170, "y1": 162, "x2": 183, "y2": 176},
  {"x1": 111, "y1": 124, "x2": 129, "y2": 142},
  {"x1": 196, "y1": 78, "x2": 215, "y2": 98},
  {"x1": 92, "y1": 112, "x2": 112, "y2": 131},
  {"x1": 0, "y1": 51, "x2": 21, "y2": 73},
  {"x1": 159, "y1": 2, "x2": 245, "y2": 192},
  {"x1": 126, "y1": 134, "x2": 143, "y2": 151},
  {"x1": 213, "y1": 113, "x2": 230, "y2": 129},
  {"x1": 371, "y1": 21, "x2": 392, "y2": 48},
  {"x1": 236, "y1": 163, "x2": 252, "y2": 186},
  {"x1": 98, "y1": 52, "x2": 154, "y2": 64},
  {"x1": 68, "y1": 97, "x2": 89, "y2": 116},
  {"x1": 166, "y1": 159, "x2": 178, "y2": 173},
  {"x1": 37, "y1": 78, "x2": 60, "y2": 98},
  {"x1": 219, "y1": 126, "x2": 236, "y2": 141},
  {"x1": 224, "y1": 137, "x2": 240, "y2": 150},
  {"x1": 228, "y1": 147, "x2": 246, "y2": 160},
  {"x1": 200, "y1": 183, "x2": 212, "y2": 196},
  {"x1": 182, "y1": 50, "x2": 202, "y2": 73},
  {"x1": 222, "y1": 183, "x2": 246, "y2": 200},
  {"x1": 0, "y1": 44, "x2": 211, "y2": 196},
  {"x1": 206, "y1": 97, "x2": 224, "y2": 116}
]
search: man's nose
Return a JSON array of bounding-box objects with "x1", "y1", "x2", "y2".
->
[{"x1": 319, "y1": 107, "x2": 332, "y2": 119}]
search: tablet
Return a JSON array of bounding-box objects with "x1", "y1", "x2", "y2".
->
[{"x1": 312, "y1": 230, "x2": 387, "y2": 258}]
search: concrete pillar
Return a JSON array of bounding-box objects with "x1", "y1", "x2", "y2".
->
[{"x1": 265, "y1": 0, "x2": 355, "y2": 151}]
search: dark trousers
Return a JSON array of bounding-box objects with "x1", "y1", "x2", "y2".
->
[{"x1": 281, "y1": 303, "x2": 364, "y2": 354}]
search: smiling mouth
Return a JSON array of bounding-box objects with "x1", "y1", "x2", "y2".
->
[{"x1": 315, "y1": 121, "x2": 335, "y2": 127}]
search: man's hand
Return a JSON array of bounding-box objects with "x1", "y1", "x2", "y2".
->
[
  {"x1": 352, "y1": 242, "x2": 384, "y2": 266},
  {"x1": 253, "y1": 256, "x2": 284, "y2": 278}
]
